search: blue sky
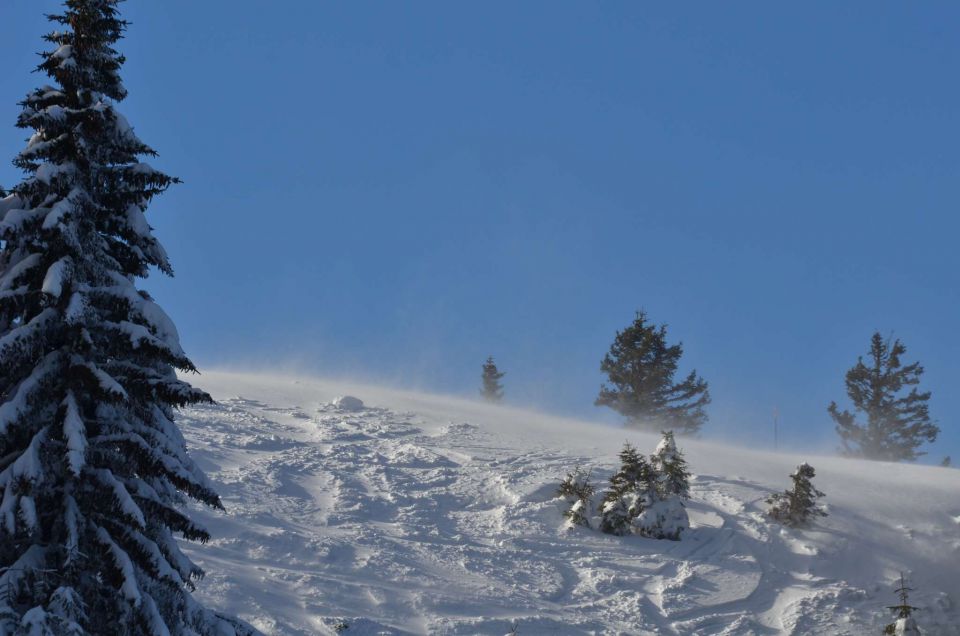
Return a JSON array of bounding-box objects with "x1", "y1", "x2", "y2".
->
[{"x1": 2, "y1": 1, "x2": 957, "y2": 461}]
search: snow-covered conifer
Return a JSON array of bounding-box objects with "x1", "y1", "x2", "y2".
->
[
  {"x1": 884, "y1": 573, "x2": 922, "y2": 635},
  {"x1": 599, "y1": 494, "x2": 632, "y2": 536},
  {"x1": 557, "y1": 467, "x2": 594, "y2": 529},
  {"x1": 0, "y1": 1, "x2": 251, "y2": 633},
  {"x1": 600, "y1": 443, "x2": 655, "y2": 535},
  {"x1": 633, "y1": 431, "x2": 691, "y2": 540},
  {"x1": 766, "y1": 463, "x2": 827, "y2": 527},
  {"x1": 891, "y1": 617, "x2": 922, "y2": 636},
  {"x1": 634, "y1": 496, "x2": 689, "y2": 541},
  {"x1": 651, "y1": 430, "x2": 690, "y2": 500}
]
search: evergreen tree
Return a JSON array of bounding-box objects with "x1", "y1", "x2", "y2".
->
[
  {"x1": 599, "y1": 495, "x2": 632, "y2": 536},
  {"x1": 939, "y1": 456, "x2": 951, "y2": 468},
  {"x1": 829, "y1": 333, "x2": 938, "y2": 461},
  {"x1": 630, "y1": 431, "x2": 690, "y2": 541},
  {"x1": 0, "y1": 2, "x2": 250, "y2": 633},
  {"x1": 595, "y1": 311, "x2": 710, "y2": 435},
  {"x1": 556, "y1": 467, "x2": 594, "y2": 529},
  {"x1": 634, "y1": 495, "x2": 689, "y2": 541},
  {"x1": 600, "y1": 443, "x2": 655, "y2": 535},
  {"x1": 480, "y1": 356, "x2": 505, "y2": 403},
  {"x1": 883, "y1": 573, "x2": 922, "y2": 636},
  {"x1": 651, "y1": 430, "x2": 691, "y2": 500},
  {"x1": 766, "y1": 463, "x2": 827, "y2": 527}
]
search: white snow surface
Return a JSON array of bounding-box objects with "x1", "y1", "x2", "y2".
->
[{"x1": 177, "y1": 370, "x2": 960, "y2": 635}]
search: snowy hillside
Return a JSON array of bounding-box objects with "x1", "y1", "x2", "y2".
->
[{"x1": 177, "y1": 371, "x2": 960, "y2": 635}]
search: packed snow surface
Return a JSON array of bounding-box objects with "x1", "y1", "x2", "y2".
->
[{"x1": 179, "y1": 371, "x2": 960, "y2": 635}]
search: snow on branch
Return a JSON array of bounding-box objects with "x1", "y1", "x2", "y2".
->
[
  {"x1": 93, "y1": 468, "x2": 146, "y2": 528},
  {"x1": 62, "y1": 392, "x2": 86, "y2": 477},
  {"x1": 0, "y1": 253, "x2": 41, "y2": 292},
  {"x1": 0, "y1": 353, "x2": 60, "y2": 436},
  {"x1": 95, "y1": 526, "x2": 141, "y2": 606},
  {"x1": 79, "y1": 362, "x2": 128, "y2": 401}
]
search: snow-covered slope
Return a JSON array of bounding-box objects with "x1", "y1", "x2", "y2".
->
[{"x1": 177, "y1": 370, "x2": 960, "y2": 635}]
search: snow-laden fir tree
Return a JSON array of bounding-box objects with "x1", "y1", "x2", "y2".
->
[
  {"x1": 883, "y1": 573, "x2": 922, "y2": 636},
  {"x1": 650, "y1": 430, "x2": 690, "y2": 500},
  {"x1": 600, "y1": 443, "x2": 655, "y2": 536},
  {"x1": 766, "y1": 463, "x2": 827, "y2": 527},
  {"x1": 599, "y1": 496, "x2": 631, "y2": 536},
  {"x1": 0, "y1": 1, "x2": 251, "y2": 633},
  {"x1": 480, "y1": 356, "x2": 505, "y2": 403},
  {"x1": 635, "y1": 430, "x2": 690, "y2": 540},
  {"x1": 634, "y1": 494, "x2": 688, "y2": 541},
  {"x1": 556, "y1": 467, "x2": 594, "y2": 529},
  {"x1": 828, "y1": 333, "x2": 938, "y2": 461},
  {"x1": 595, "y1": 311, "x2": 710, "y2": 435}
]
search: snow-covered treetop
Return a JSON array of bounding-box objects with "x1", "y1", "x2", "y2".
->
[
  {"x1": 655, "y1": 430, "x2": 678, "y2": 458},
  {"x1": 8, "y1": 0, "x2": 176, "y2": 281},
  {"x1": 40, "y1": 0, "x2": 128, "y2": 101}
]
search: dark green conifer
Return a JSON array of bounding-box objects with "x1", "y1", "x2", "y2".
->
[
  {"x1": 481, "y1": 356, "x2": 505, "y2": 403},
  {"x1": 766, "y1": 463, "x2": 827, "y2": 527},
  {"x1": 557, "y1": 467, "x2": 594, "y2": 528},
  {"x1": 829, "y1": 333, "x2": 938, "y2": 461},
  {"x1": 595, "y1": 311, "x2": 710, "y2": 435},
  {"x1": 600, "y1": 442, "x2": 655, "y2": 535}
]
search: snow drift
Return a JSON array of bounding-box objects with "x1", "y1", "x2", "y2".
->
[{"x1": 176, "y1": 370, "x2": 960, "y2": 635}]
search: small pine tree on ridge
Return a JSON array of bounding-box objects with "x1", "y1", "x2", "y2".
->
[
  {"x1": 595, "y1": 311, "x2": 710, "y2": 435},
  {"x1": 829, "y1": 333, "x2": 938, "y2": 461},
  {"x1": 481, "y1": 356, "x2": 505, "y2": 403}
]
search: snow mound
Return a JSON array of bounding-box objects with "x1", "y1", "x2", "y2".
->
[
  {"x1": 175, "y1": 370, "x2": 960, "y2": 635},
  {"x1": 329, "y1": 395, "x2": 364, "y2": 412}
]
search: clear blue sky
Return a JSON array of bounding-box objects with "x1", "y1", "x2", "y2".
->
[{"x1": 2, "y1": 1, "x2": 957, "y2": 461}]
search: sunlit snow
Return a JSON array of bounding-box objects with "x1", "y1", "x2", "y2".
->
[{"x1": 177, "y1": 371, "x2": 960, "y2": 635}]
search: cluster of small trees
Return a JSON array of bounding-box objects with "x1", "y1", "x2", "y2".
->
[
  {"x1": 559, "y1": 442, "x2": 830, "y2": 539},
  {"x1": 557, "y1": 431, "x2": 692, "y2": 541},
  {"x1": 487, "y1": 311, "x2": 946, "y2": 465},
  {"x1": 558, "y1": 452, "x2": 933, "y2": 633}
]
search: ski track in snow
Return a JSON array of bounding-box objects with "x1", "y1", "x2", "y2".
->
[{"x1": 173, "y1": 373, "x2": 960, "y2": 635}]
